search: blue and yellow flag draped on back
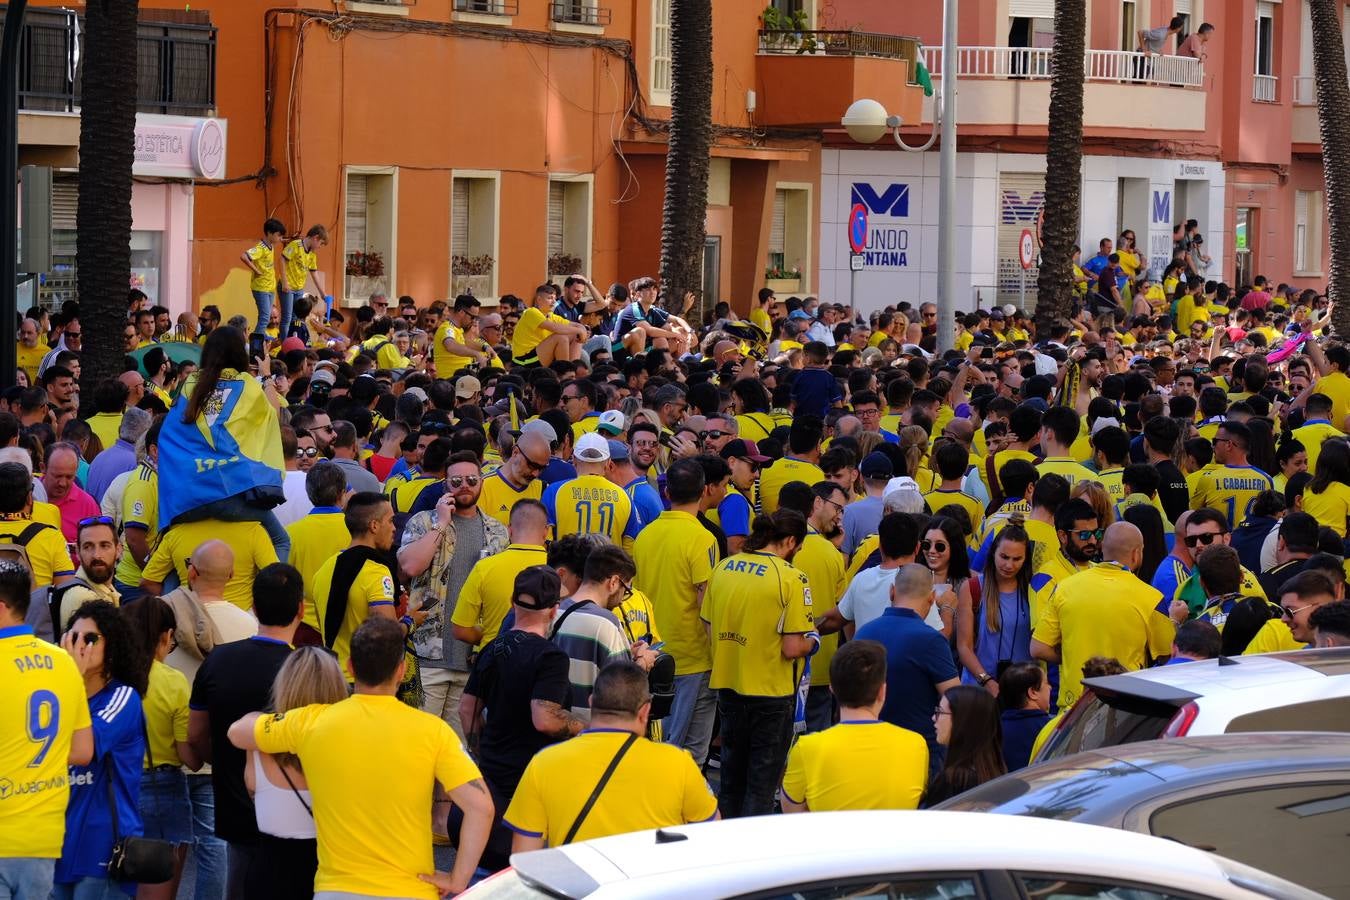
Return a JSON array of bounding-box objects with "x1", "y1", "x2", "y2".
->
[{"x1": 157, "y1": 370, "x2": 285, "y2": 529}]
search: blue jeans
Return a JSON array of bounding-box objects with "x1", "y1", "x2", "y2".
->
[
  {"x1": 664, "y1": 671, "x2": 717, "y2": 767},
  {"x1": 805, "y1": 684, "x2": 836, "y2": 733},
  {"x1": 0, "y1": 858, "x2": 53, "y2": 900},
  {"x1": 715, "y1": 690, "x2": 794, "y2": 819},
  {"x1": 113, "y1": 579, "x2": 144, "y2": 603},
  {"x1": 277, "y1": 290, "x2": 299, "y2": 344},
  {"x1": 188, "y1": 773, "x2": 227, "y2": 900},
  {"x1": 251, "y1": 290, "x2": 274, "y2": 337},
  {"x1": 50, "y1": 877, "x2": 122, "y2": 900},
  {"x1": 139, "y1": 768, "x2": 192, "y2": 844}
]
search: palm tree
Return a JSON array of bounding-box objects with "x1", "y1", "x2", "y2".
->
[
  {"x1": 77, "y1": 0, "x2": 139, "y2": 400},
  {"x1": 1308, "y1": 0, "x2": 1350, "y2": 335},
  {"x1": 658, "y1": 0, "x2": 713, "y2": 322},
  {"x1": 1034, "y1": 0, "x2": 1087, "y2": 335}
]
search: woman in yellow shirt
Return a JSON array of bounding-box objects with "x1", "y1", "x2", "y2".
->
[{"x1": 1302, "y1": 439, "x2": 1350, "y2": 539}]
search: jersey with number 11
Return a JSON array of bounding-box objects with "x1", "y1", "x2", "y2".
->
[
  {"x1": 544, "y1": 474, "x2": 640, "y2": 546},
  {"x1": 0, "y1": 624, "x2": 90, "y2": 857}
]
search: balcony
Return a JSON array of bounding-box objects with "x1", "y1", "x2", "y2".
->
[
  {"x1": 919, "y1": 45, "x2": 1206, "y2": 133},
  {"x1": 755, "y1": 30, "x2": 926, "y2": 130},
  {"x1": 1252, "y1": 73, "x2": 1278, "y2": 103},
  {"x1": 0, "y1": 6, "x2": 216, "y2": 116},
  {"x1": 549, "y1": 1, "x2": 611, "y2": 27},
  {"x1": 1293, "y1": 75, "x2": 1320, "y2": 146},
  {"x1": 453, "y1": 0, "x2": 518, "y2": 15}
]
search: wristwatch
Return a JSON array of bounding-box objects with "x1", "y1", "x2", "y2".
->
[{"x1": 976, "y1": 673, "x2": 993, "y2": 686}]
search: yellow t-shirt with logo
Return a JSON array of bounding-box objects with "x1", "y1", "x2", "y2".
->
[
  {"x1": 246, "y1": 240, "x2": 277, "y2": 293},
  {"x1": 18, "y1": 342, "x2": 47, "y2": 385},
  {"x1": 310, "y1": 556, "x2": 396, "y2": 680},
  {"x1": 1313, "y1": 371, "x2": 1350, "y2": 432},
  {"x1": 503, "y1": 731, "x2": 716, "y2": 845},
  {"x1": 1031, "y1": 563, "x2": 1172, "y2": 708},
  {"x1": 545, "y1": 473, "x2": 637, "y2": 547},
  {"x1": 254, "y1": 695, "x2": 481, "y2": 900},
  {"x1": 1189, "y1": 464, "x2": 1275, "y2": 530},
  {"x1": 143, "y1": 660, "x2": 190, "y2": 768},
  {"x1": 702, "y1": 551, "x2": 814, "y2": 697},
  {"x1": 1303, "y1": 481, "x2": 1350, "y2": 537},
  {"x1": 615, "y1": 588, "x2": 662, "y2": 645},
  {"x1": 0, "y1": 625, "x2": 91, "y2": 857},
  {"x1": 781, "y1": 720, "x2": 928, "y2": 811},
  {"x1": 759, "y1": 457, "x2": 825, "y2": 515},
  {"x1": 1036, "y1": 456, "x2": 1098, "y2": 488},
  {"x1": 115, "y1": 463, "x2": 158, "y2": 586},
  {"x1": 281, "y1": 238, "x2": 316, "y2": 293},
  {"x1": 0, "y1": 517, "x2": 75, "y2": 588},
  {"x1": 449, "y1": 544, "x2": 548, "y2": 649},
  {"x1": 923, "y1": 488, "x2": 984, "y2": 542},
  {"x1": 1293, "y1": 420, "x2": 1342, "y2": 473},
  {"x1": 512, "y1": 307, "x2": 563, "y2": 360},
  {"x1": 433, "y1": 320, "x2": 474, "y2": 376},
  {"x1": 735, "y1": 412, "x2": 777, "y2": 443},
  {"x1": 792, "y1": 532, "x2": 846, "y2": 686},
  {"x1": 633, "y1": 511, "x2": 719, "y2": 676},
  {"x1": 984, "y1": 448, "x2": 1038, "y2": 497},
  {"x1": 476, "y1": 471, "x2": 544, "y2": 527},
  {"x1": 286, "y1": 510, "x2": 351, "y2": 632},
  {"x1": 142, "y1": 520, "x2": 280, "y2": 612}
]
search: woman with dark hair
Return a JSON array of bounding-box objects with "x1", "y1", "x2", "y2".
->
[
  {"x1": 124, "y1": 597, "x2": 202, "y2": 900},
  {"x1": 54, "y1": 601, "x2": 150, "y2": 898},
  {"x1": 1245, "y1": 416, "x2": 1278, "y2": 477},
  {"x1": 1303, "y1": 438, "x2": 1350, "y2": 546},
  {"x1": 1274, "y1": 437, "x2": 1308, "y2": 494},
  {"x1": 921, "y1": 517, "x2": 970, "y2": 642},
  {"x1": 957, "y1": 524, "x2": 1033, "y2": 695},
  {"x1": 997, "y1": 662, "x2": 1052, "y2": 771},
  {"x1": 924, "y1": 685, "x2": 1006, "y2": 806},
  {"x1": 1121, "y1": 504, "x2": 1167, "y2": 583},
  {"x1": 1220, "y1": 597, "x2": 1279, "y2": 656},
  {"x1": 730, "y1": 378, "x2": 774, "y2": 441}
]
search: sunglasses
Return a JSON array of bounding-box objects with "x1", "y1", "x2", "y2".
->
[
  {"x1": 518, "y1": 450, "x2": 549, "y2": 473},
  {"x1": 295, "y1": 447, "x2": 320, "y2": 459},
  {"x1": 702, "y1": 430, "x2": 728, "y2": 441},
  {"x1": 1072, "y1": 529, "x2": 1104, "y2": 542},
  {"x1": 448, "y1": 475, "x2": 481, "y2": 488},
  {"x1": 78, "y1": 515, "x2": 116, "y2": 529},
  {"x1": 1281, "y1": 602, "x2": 1313, "y2": 619},
  {"x1": 73, "y1": 631, "x2": 101, "y2": 646},
  {"x1": 921, "y1": 539, "x2": 948, "y2": 554},
  {"x1": 1184, "y1": 531, "x2": 1224, "y2": 548}
]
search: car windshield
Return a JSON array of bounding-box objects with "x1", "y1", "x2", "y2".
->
[
  {"x1": 459, "y1": 869, "x2": 555, "y2": 899},
  {"x1": 1038, "y1": 692, "x2": 1177, "y2": 762},
  {"x1": 937, "y1": 757, "x2": 1156, "y2": 819}
]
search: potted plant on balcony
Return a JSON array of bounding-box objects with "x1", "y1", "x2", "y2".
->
[
  {"x1": 764, "y1": 261, "x2": 802, "y2": 294},
  {"x1": 452, "y1": 254, "x2": 494, "y2": 298},
  {"x1": 346, "y1": 250, "x2": 386, "y2": 300},
  {"x1": 760, "y1": 5, "x2": 816, "y2": 54},
  {"x1": 547, "y1": 251, "x2": 584, "y2": 287}
]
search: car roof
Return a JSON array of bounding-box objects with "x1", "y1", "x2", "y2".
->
[
  {"x1": 938, "y1": 733, "x2": 1350, "y2": 819},
  {"x1": 514, "y1": 811, "x2": 1321, "y2": 899},
  {"x1": 1083, "y1": 648, "x2": 1350, "y2": 704}
]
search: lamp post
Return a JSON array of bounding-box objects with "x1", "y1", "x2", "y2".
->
[{"x1": 842, "y1": 0, "x2": 957, "y2": 352}]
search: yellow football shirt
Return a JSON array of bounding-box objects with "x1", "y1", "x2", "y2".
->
[
  {"x1": 984, "y1": 448, "x2": 1038, "y2": 496},
  {"x1": 281, "y1": 238, "x2": 316, "y2": 293},
  {"x1": 286, "y1": 509, "x2": 351, "y2": 632},
  {"x1": 246, "y1": 240, "x2": 277, "y2": 293},
  {"x1": 142, "y1": 520, "x2": 280, "y2": 611},
  {"x1": 792, "y1": 531, "x2": 846, "y2": 686},
  {"x1": 615, "y1": 588, "x2": 662, "y2": 645},
  {"x1": 1242, "y1": 618, "x2": 1305, "y2": 654},
  {"x1": 750, "y1": 307, "x2": 772, "y2": 335},
  {"x1": 702, "y1": 551, "x2": 814, "y2": 697},
  {"x1": 434, "y1": 320, "x2": 475, "y2": 376},
  {"x1": 477, "y1": 470, "x2": 544, "y2": 527},
  {"x1": 923, "y1": 488, "x2": 984, "y2": 541},
  {"x1": 1036, "y1": 456, "x2": 1098, "y2": 488},
  {"x1": 1293, "y1": 420, "x2": 1342, "y2": 473},
  {"x1": 254, "y1": 695, "x2": 481, "y2": 900},
  {"x1": 1031, "y1": 562, "x2": 1172, "y2": 708},
  {"x1": 544, "y1": 473, "x2": 637, "y2": 547},
  {"x1": 450, "y1": 544, "x2": 548, "y2": 649},
  {"x1": 0, "y1": 517, "x2": 74, "y2": 588},
  {"x1": 115, "y1": 463, "x2": 159, "y2": 586},
  {"x1": 1302, "y1": 481, "x2": 1350, "y2": 537},
  {"x1": 512, "y1": 307, "x2": 555, "y2": 360},
  {"x1": 759, "y1": 457, "x2": 825, "y2": 515},
  {"x1": 503, "y1": 730, "x2": 716, "y2": 845},
  {"x1": 1313, "y1": 371, "x2": 1350, "y2": 432},
  {"x1": 781, "y1": 720, "x2": 928, "y2": 811},
  {"x1": 735, "y1": 412, "x2": 776, "y2": 443},
  {"x1": 310, "y1": 556, "x2": 396, "y2": 680},
  {"x1": 633, "y1": 511, "x2": 718, "y2": 675},
  {"x1": 0, "y1": 625, "x2": 91, "y2": 857},
  {"x1": 1188, "y1": 465, "x2": 1275, "y2": 529},
  {"x1": 143, "y1": 660, "x2": 190, "y2": 768},
  {"x1": 86, "y1": 412, "x2": 124, "y2": 453}
]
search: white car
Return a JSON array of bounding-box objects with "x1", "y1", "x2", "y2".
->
[
  {"x1": 1036, "y1": 647, "x2": 1350, "y2": 763},
  {"x1": 457, "y1": 811, "x2": 1323, "y2": 899}
]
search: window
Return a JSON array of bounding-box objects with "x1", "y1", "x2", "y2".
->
[
  {"x1": 454, "y1": 0, "x2": 517, "y2": 13},
  {"x1": 651, "y1": 0, "x2": 672, "y2": 105},
  {"x1": 547, "y1": 176, "x2": 593, "y2": 278},
  {"x1": 1256, "y1": 2, "x2": 1275, "y2": 75},
  {"x1": 551, "y1": 0, "x2": 611, "y2": 26},
  {"x1": 1294, "y1": 190, "x2": 1324, "y2": 273},
  {"x1": 753, "y1": 875, "x2": 978, "y2": 900},
  {"x1": 768, "y1": 185, "x2": 811, "y2": 284},
  {"x1": 1121, "y1": 0, "x2": 1137, "y2": 52},
  {"x1": 344, "y1": 167, "x2": 398, "y2": 306},
  {"x1": 40, "y1": 179, "x2": 78, "y2": 309},
  {"x1": 1018, "y1": 875, "x2": 1190, "y2": 900},
  {"x1": 451, "y1": 172, "x2": 500, "y2": 299}
]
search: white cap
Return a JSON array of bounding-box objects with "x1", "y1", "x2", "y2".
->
[
  {"x1": 521, "y1": 419, "x2": 558, "y2": 444},
  {"x1": 597, "y1": 409, "x2": 626, "y2": 436},
  {"x1": 574, "y1": 431, "x2": 611, "y2": 463},
  {"x1": 1091, "y1": 416, "x2": 1122, "y2": 436},
  {"x1": 1033, "y1": 353, "x2": 1059, "y2": 377}
]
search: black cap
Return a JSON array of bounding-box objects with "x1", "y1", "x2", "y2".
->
[{"x1": 513, "y1": 565, "x2": 562, "y2": 610}]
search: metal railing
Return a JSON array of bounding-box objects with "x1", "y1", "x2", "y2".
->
[
  {"x1": 922, "y1": 45, "x2": 1204, "y2": 88},
  {"x1": 549, "y1": 1, "x2": 611, "y2": 26},
  {"x1": 454, "y1": 0, "x2": 519, "y2": 15},
  {"x1": 1253, "y1": 73, "x2": 1278, "y2": 102},
  {"x1": 0, "y1": 6, "x2": 216, "y2": 114},
  {"x1": 756, "y1": 30, "x2": 925, "y2": 86},
  {"x1": 1294, "y1": 75, "x2": 1315, "y2": 105}
]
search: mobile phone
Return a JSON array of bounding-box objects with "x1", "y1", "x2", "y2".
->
[{"x1": 657, "y1": 432, "x2": 673, "y2": 448}]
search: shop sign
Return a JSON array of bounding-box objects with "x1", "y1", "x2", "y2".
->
[{"x1": 133, "y1": 114, "x2": 227, "y2": 180}]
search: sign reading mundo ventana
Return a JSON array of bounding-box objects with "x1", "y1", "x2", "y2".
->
[{"x1": 849, "y1": 182, "x2": 913, "y2": 269}]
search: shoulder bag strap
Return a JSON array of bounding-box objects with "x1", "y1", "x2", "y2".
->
[
  {"x1": 550, "y1": 600, "x2": 593, "y2": 640},
  {"x1": 104, "y1": 753, "x2": 122, "y2": 843},
  {"x1": 277, "y1": 761, "x2": 313, "y2": 817},
  {"x1": 563, "y1": 732, "x2": 638, "y2": 845}
]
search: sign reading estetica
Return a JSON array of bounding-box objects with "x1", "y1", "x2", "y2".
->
[{"x1": 132, "y1": 114, "x2": 227, "y2": 180}]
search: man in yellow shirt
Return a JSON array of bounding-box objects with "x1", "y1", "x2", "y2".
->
[
  {"x1": 140, "y1": 518, "x2": 279, "y2": 612},
  {"x1": 1274, "y1": 569, "x2": 1338, "y2": 648},
  {"x1": 433, "y1": 294, "x2": 486, "y2": 377},
  {"x1": 1036, "y1": 407, "x2": 1096, "y2": 487},
  {"x1": 1293, "y1": 393, "x2": 1342, "y2": 472},
  {"x1": 542, "y1": 433, "x2": 639, "y2": 550},
  {"x1": 231, "y1": 616, "x2": 493, "y2": 899},
  {"x1": 503, "y1": 661, "x2": 717, "y2": 850},
  {"x1": 1307, "y1": 342, "x2": 1350, "y2": 432},
  {"x1": 286, "y1": 463, "x2": 352, "y2": 635},
  {"x1": 632, "y1": 459, "x2": 719, "y2": 766},
  {"x1": 477, "y1": 430, "x2": 548, "y2": 526},
  {"x1": 781, "y1": 640, "x2": 927, "y2": 812},
  {"x1": 240, "y1": 217, "x2": 286, "y2": 346},
  {"x1": 450, "y1": 499, "x2": 550, "y2": 649},
  {"x1": 279, "y1": 224, "x2": 328, "y2": 340},
  {"x1": 759, "y1": 418, "x2": 825, "y2": 515},
  {"x1": 1189, "y1": 420, "x2": 1274, "y2": 529},
  {"x1": 1032, "y1": 521, "x2": 1174, "y2": 708},
  {"x1": 512, "y1": 283, "x2": 588, "y2": 366},
  {"x1": 981, "y1": 405, "x2": 1041, "y2": 499},
  {"x1": 16, "y1": 317, "x2": 46, "y2": 385}
]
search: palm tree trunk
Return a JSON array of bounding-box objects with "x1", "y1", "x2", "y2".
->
[
  {"x1": 1034, "y1": 0, "x2": 1087, "y2": 336},
  {"x1": 77, "y1": 0, "x2": 139, "y2": 402},
  {"x1": 659, "y1": 0, "x2": 713, "y2": 322},
  {"x1": 1309, "y1": 0, "x2": 1350, "y2": 334}
]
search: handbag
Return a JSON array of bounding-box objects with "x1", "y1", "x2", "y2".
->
[
  {"x1": 563, "y1": 733, "x2": 638, "y2": 845},
  {"x1": 105, "y1": 754, "x2": 175, "y2": 884}
]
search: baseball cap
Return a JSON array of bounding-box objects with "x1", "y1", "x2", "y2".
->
[
  {"x1": 513, "y1": 565, "x2": 561, "y2": 610},
  {"x1": 597, "y1": 409, "x2": 625, "y2": 436},
  {"x1": 607, "y1": 439, "x2": 630, "y2": 461},
  {"x1": 404, "y1": 386, "x2": 429, "y2": 404},
  {"x1": 860, "y1": 451, "x2": 894, "y2": 481},
  {"x1": 719, "y1": 439, "x2": 771, "y2": 464},
  {"x1": 574, "y1": 432, "x2": 611, "y2": 463},
  {"x1": 788, "y1": 309, "x2": 812, "y2": 321},
  {"x1": 310, "y1": 368, "x2": 336, "y2": 387},
  {"x1": 455, "y1": 375, "x2": 482, "y2": 399},
  {"x1": 281, "y1": 336, "x2": 306, "y2": 353},
  {"x1": 521, "y1": 418, "x2": 558, "y2": 443},
  {"x1": 989, "y1": 308, "x2": 1005, "y2": 320}
]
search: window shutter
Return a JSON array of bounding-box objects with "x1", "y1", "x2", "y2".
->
[
  {"x1": 770, "y1": 190, "x2": 786, "y2": 255},
  {"x1": 451, "y1": 179, "x2": 469, "y2": 258},
  {"x1": 997, "y1": 171, "x2": 1045, "y2": 309},
  {"x1": 51, "y1": 179, "x2": 78, "y2": 231},
  {"x1": 652, "y1": 0, "x2": 672, "y2": 95},
  {"x1": 345, "y1": 173, "x2": 368, "y2": 253},
  {"x1": 1008, "y1": 0, "x2": 1055, "y2": 18},
  {"x1": 548, "y1": 183, "x2": 565, "y2": 257},
  {"x1": 1174, "y1": 0, "x2": 1192, "y2": 13}
]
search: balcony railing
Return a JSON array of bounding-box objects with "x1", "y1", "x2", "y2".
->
[
  {"x1": 922, "y1": 46, "x2": 1204, "y2": 88},
  {"x1": 1253, "y1": 73, "x2": 1278, "y2": 102},
  {"x1": 756, "y1": 30, "x2": 925, "y2": 86},
  {"x1": 454, "y1": 0, "x2": 519, "y2": 14},
  {"x1": 549, "y1": 1, "x2": 611, "y2": 26},
  {"x1": 0, "y1": 6, "x2": 216, "y2": 115},
  {"x1": 1294, "y1": 75, "x2": 1315, "y2": 105}
]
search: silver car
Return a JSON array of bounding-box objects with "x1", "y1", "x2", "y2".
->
[{"x1": 938, "y1": 733, "x2": 1350, "y2": 898}]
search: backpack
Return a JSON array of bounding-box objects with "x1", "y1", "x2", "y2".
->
[
  {"x1": 0, "y1": 522, "x2": 56, "y2": 588},
  {"x1": 47, "y1": 576, "x2": 94, "y2": 639}
]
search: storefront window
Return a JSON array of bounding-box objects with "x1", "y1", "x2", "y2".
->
[{"x1": 130, "y1": 230, "x2": 163, "y2": 304}]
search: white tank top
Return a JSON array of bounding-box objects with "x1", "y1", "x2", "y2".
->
[{"x1": 252, "y1": 753, "x2": 316, "y2": 840}]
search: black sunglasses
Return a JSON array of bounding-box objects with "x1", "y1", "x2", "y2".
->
[{"x1": 1184, "y1": 531, "x2": 1224, "y2": 548}]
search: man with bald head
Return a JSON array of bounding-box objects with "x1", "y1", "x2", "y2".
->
[
  {"x1": 1032, "y1": 521, "x2": 1175, "y2": 708},
  {"x1": 477, "y1": 428, "x2": 548, "y2": 526},
  {"x1": 17, "y1": 317, "x2": 45, "y2": 384},
  {"x1": 163, "y1": 540, "x2": 258, "y2": 683},
  {"x1": 117, "y1": 369, "x2": 145, "y2": 409}
]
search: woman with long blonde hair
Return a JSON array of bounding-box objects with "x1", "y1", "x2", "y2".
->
[
  {"x1": 244, "y1": 647, "x2": 348, "y2": 900},
  {"x1": 899, "y1": 424, "x2": 938, "y2": 491},
  {"x1": 1071, "y1": 480, "x2": 1115, "y2": 531}
]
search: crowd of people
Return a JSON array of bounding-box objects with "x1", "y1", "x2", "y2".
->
[{"x1": 4, "y1": 222, "x2": 1350, "y2": 900}]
